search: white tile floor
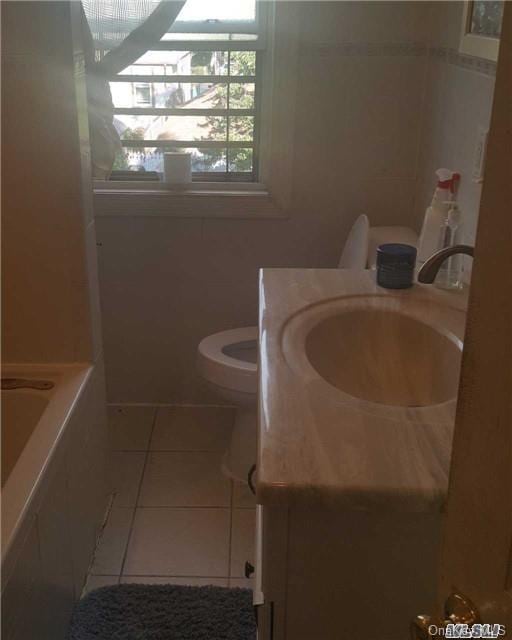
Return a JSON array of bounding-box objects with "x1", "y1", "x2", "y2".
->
[{"x1": 84, "y1": 405, "x2": 256, "y2": 596}]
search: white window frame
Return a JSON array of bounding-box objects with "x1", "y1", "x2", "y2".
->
[
  {"x1": 459, "y1": 1, "x2": 501, "y2": 62},
  {"x1": 94, "y1": 1, "x2": 300, "y2": 218},
  {"x1": 105, "y1": 1, "x2": 269, "y2": 185}
]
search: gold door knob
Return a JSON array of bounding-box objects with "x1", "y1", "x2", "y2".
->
[
  {"x1": 410, "y1": 615, "x2": 443, "y2": 640},
  {"x1": 444, "y1": 593, "x2": 481, "y2": 626},
  {"x1": 411, "y1": 593, "x2": 481, "y2": 640}
]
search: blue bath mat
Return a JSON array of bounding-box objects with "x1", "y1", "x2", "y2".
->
[{"x1": 68, "y1": 583, "x2": 256, "y2": 640}]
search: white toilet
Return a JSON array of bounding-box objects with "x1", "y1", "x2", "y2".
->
[
  {"x1": 197, "y1": 327, "x2": 259, "y2": 482},
  {"x1": 197, "y1": 215, "x2": 417, "y2": 483}
]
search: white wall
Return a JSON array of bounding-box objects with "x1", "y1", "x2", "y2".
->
[
  {"x1": 2, "y1": 1, "x2": 102, "y2": 364},
  {"x1": 415, "y1": 1, "x2": 496, "y2": 249},
  {"x1": 1, "y1": 6, "x2": 109, "y2": 636}
]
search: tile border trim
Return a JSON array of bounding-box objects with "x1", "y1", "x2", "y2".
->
[
  {"x1": 299, "y1": 41, "x2": 427, "y2": 58},
  {"x1": 300, "y1": 42, "x2": 496, "y2": 77},
  {"x1": 429, "y1": 46, "x2": 496, "y2": 77}
]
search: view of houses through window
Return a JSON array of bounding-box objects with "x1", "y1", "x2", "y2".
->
[{"x1": 110, "y1": 48, "x2": 258, "y2": 179}]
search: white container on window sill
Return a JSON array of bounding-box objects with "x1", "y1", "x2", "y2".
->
[{"x1": 163, "y1": 152, "x2": 192, "y2": 186}]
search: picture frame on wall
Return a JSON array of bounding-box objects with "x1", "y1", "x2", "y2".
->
[{"x1": 459, "y1": 0, "x2": 503, "y2": 61}]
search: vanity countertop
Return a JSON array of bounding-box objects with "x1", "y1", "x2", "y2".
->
[{"x1": 256, "y1": 268, "x2": 468, "y2": 512}]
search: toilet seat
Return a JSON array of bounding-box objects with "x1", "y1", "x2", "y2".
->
[{"x1": 197, "y1": 326, "x2": 258, "y2": 395}]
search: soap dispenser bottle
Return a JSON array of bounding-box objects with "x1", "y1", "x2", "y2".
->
[
  {"x1": 417, "y1": 169, "x2": 456, "y2": 267},
  {"x1": 436, "y1": 202, "x2": 464, "y2": 290}
]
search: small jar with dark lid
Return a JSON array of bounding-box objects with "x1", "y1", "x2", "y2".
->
[{"x1": 376, "y1": 243, "x2": 417, "y2": 289}]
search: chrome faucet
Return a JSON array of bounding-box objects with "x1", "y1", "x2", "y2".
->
[{"x1": 417, "y1": 244, "x2": 474, "y2": 284}]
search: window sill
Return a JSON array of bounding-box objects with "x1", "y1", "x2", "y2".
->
[{"x1": 93, "y1": 182, "x2": 287, "y2": 219}]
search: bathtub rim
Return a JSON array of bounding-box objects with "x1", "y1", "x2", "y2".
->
[{"x1": 1, "y1": 362, "x2": 93, "y2": 570}]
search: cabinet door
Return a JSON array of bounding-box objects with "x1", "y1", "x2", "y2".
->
[{"x1": 259, "y1": 505, "x2": 289, "y2": 640}]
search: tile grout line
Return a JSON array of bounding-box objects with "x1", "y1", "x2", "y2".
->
[
  {"x1": 129, "y1": 504, "x2": 237, "y2": 511},
  {"x1": 113, "y1": 448, "x2": 230, "y2": 453},
  {"x1": 125, "y1": 505, "x2": 244, "y2": 510},
  {"x1": 99, "y1": 573, "x2": 233, "y2": 580},
  {"x1": 108, "y1": 402, "x2": 236, "y2": 409},
  {"x1": 118, "y1": 406, "x2": 159, "y2": 579},
  {"x1": 119, "y1": 449, "x2": 231, "y2": 455}
]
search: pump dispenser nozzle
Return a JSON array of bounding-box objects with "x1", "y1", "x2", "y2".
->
[{"x1": 436, "y1": 168, "x2": 454, "y2": 188}]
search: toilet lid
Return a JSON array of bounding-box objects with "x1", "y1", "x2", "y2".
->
[
  {"x1": 197, "y1": 326, "x2": 258, "y2": 394},
  {"x1": 338, "y1": 214, "x2": 370, "y2": 269}
]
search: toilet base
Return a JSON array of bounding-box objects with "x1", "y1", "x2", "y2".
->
[{"x1": 221, "y1": 408, "x2": 257, "y2": 484}]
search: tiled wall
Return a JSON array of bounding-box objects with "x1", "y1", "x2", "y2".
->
[
  {"x1": 95, "y1": 2, "x2": 497, "y2": 403},
  {"x1": 414, "y1": 1, "x2": 496, "y2": 250},
  {"x1": 96, "y1": 1, "x2": 433, "y2": 403},
  {"x1": 1, "y1": 1, "x2": 101, "y2": 363},
  {"x1": 1, "y1": 4, "x2": 109, "y2": 639}
]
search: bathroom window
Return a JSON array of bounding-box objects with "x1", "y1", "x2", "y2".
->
[{"x1": 107, "y1": 0, "x2": 267, "y2": 183}]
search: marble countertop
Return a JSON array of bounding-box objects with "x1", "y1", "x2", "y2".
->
[{"x1": 256, "y1": 269, "x2": 468, "y2": 512}]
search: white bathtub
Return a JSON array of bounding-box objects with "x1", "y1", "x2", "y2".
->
[
  {"x1": 1, "y1": 363, "x2": 108, "y2": 639},
  {"x1": 2, "y1": 364, "x2": 92, "y2": 559},
  {"x1": 2, "y1": 389, "x2": 50, "y2": 486}
]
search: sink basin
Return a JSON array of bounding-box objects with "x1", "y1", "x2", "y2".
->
[{"x1": 305, "y1": 308, "x2": 462, "y2": 407}]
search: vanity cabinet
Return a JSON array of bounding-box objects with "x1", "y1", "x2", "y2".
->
[
  {"x1": 255, "y1": 502, "x2": 442, "y2": 640},
  {"x1": 256, "y1": 268, "x2": 467, "y2": 639}
]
